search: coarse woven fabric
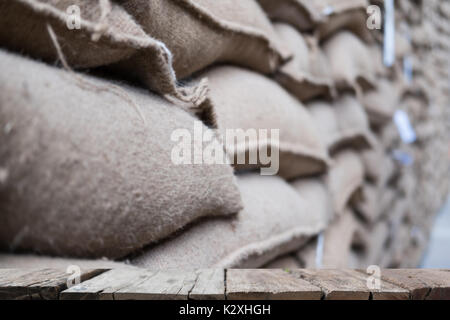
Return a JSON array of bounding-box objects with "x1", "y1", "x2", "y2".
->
[
  {"x1": 132, "y1": 174, "x2": 328, "y2": 269},
  {"x1": 321, "y1": 208, "x2": 358, "y2": 268},
  {"x1": 326, "y1": 151, "x2": 364, "y2": 217},
  {"x1": 307, "y1": 95, "x2": 374, "y2": 154},
  {"x1": 362, "y1": 79, "x2": 401, "y2": 127},
  {"x1": 0, "y1": 49, "x2": 242, "y2": 259},
  {"x1": 273, "y1": 23, "x2": 334, "y2": 102},
  {"x1": 0, "y1": 0, "x2": 207, "y2": 106},
  {"x1": 201, "y1": 66, "x2": 330, "y2": 180},
  {"x1": 257, "y1": 0, "x2": 372, "y2": 41},
  {"x1": 323, "y1": 31, "x2": 377, "y2": 93},
  {"x1": 120, "y1": 0, "x2": 290, "y2": 79}
]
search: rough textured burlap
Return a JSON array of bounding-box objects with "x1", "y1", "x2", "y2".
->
[
  {"x1": 327, "y1": 151, "x2": 364, "y2": 216},
  {"x1": 354, "y1": 221, "x2": 390, "y2": 267},
  {"x1": 323, "y1": 31, "x2": 377, "y2": 92},
  {"x1": 273, "y1": 23, "x2": 334, "y2": 102},
  {"x1": 132, "y1": 174, "x2": 328, "y2": 269},
  {"x1": 202, "y1": 66, "x2": 330, "y2": 180},
  {"x1": 333, "y1": 94, "x2": 375, "y2": 152},
  {"x1": 353, "y1": 184, "x2": 397, "y2": 224},
  {"x1": 307, "y1": 100, "x2": 342, "y2": 151},
  {"x1": 120, "y1": 0, "x2": 290, "y2": 79},
  {"x1": 257, "y1": 0, "x2": 372, "y2": 42},
  {"x1": 362, "y1": 79, "x2": 400, "y2": 127},
  {"x1": 0, "y1": 254, "x2": 136, "y2": 270},
  {"x1": 293, "y1": 209, "x2": 358, "y2": 269},
  {"x1": 0, "y1": 0, "x2": 207, "y2": 106},
  {"x1": 308, "y1": 95, "x2": 374, "y2": 153},
  {"x1": 295, "y1": 238, "x2": 317, "y2": 268},
  {"x1": 0, "y1": 50, "x2": 242, "y2": 259},
  {"x1": 321, "y1": 209, "x2": 358, "y2": 268}
]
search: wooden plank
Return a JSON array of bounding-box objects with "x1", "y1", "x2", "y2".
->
[
  {"x1": 226, "y1": 269, "x2": 323, "y2": 300},
  {"x1": 347, "y1": 270, "x2": 409, "y2": 300},
  {"x1": 291, "y1": 269, "x2": 371, "y2": 300},
  {"x1": 114, "y1": 270, "x2": 197, "y2": 300},
  {"x1": 189, "y1": 269, "x2": 225, "y2": 300},
  {"x1": 380, "y1": 269, "x2": 450, "y2": 300},
  {"x1": 0, "y1": 268, "x2": 104, "y2": 300},
  {"x1": 61, "y1": 268, "x2": 147, "y2": 300}
]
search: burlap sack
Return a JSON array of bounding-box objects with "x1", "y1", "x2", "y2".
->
[
  {"x1": 132, "y1": 174, "x2": 329, "y2": 269},
  {"x1": 295, "y1": 238, "x2": 317, "y2": 268},
  {"x1": 362, "y1": 79, "x2": 400, "y2": 127},
  {"x1": 307, "y1": 101, "x2": 342, "y2": 151},
  {"x1": 355, "y1": 221, "x2": 390, "y2": 266},
  {"x1": 202, "y1": 66, "x2": 330, "y2": 180},
  {"x1": 323, "y1": 31, "x2": 377, "y2": 92},
  {"x1": 327, "y1": 151, "x2": 364, "y2": 216},
  {"x1": 333, "y1": 94, "x2": 375, "y2": 152},
  {"x1": 273, "y1": 23, "x2": 334, "y2": 102},
  {"x1": 0, "y1": 0, "x2": 208, "y2": 106},
  {"x1": 257, "y1": 0, "x2": 372, "y2": 42},
  {"x1": 353, "y1": 184, "x2": 397, "y2": 224},
  {"x1": 0, "y1": 254, "x2": 135, "y2": 270},
  {"x1": 0, "y1": 50, "x2": 242, "y2": 259},
  {"x1": 308, "y1": 95, "x2": 374, "y2": 154},
  {"x1": 321, "y1": 209, "x2": 358, "y2": 268},
  {"x1": 120, "y1": 0, "x2": 290, "y2": 79}
]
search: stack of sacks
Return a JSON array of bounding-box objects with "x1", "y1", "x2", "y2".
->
[
  {"x1": 0, "y1": 0, "x2": 448, "y2": 270},
  {"x1": 0, "y1": 0, "x2": 327, "y2": 269}
]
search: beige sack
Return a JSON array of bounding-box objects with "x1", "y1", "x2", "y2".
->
[
  {"x1": 327, "y1": 151, "x2": 364, "y2": 216},
  {"x1": 308, "y1": 95, "x2": 374, "y2": 153},
  {"x1": 333, "y1": 94, "x2": 375, "y2": 152},
  {"x1": 132, "y1": 174, "x2": 329, "y2": 269},
  {"x1": 0, "y1": 50, "x2": 242, "y2": 259},
  {"x1": 323, "y1": 31, "x2": 377, "y2": 92},
  {"x1": 321, "y1": 209, "x2": 358, "y2": 268},
  {"x1": 353, "y1": 184, "x2": 397, "y2": 224},
  {"x1": 121, "y1": 0, "x2": 290, "y2": 79},
  {"x1": 257, "y1": 0, "x2": 372, "y2": 42},
  {"x1": 362, "y1": 79, "x2": 400, "y2": 127},
  {"x1": 202, "y1": 66, "x2": 329, "y2": 180},
  {"x1": 273, "y1": 23, "x2": 334, "y2": 102},
  {"x1": 0, "y1": 0, "x2": 208, "y2": 106}
]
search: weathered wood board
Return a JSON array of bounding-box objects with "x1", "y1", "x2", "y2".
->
[
  {"x1": 0, "y1": 268, "x2": 104, "y2": 300},
  {"x1": 379, "y1": 269, "x2": 450, "y2": 300},
  {"x1": 62, "y1": 269, "x2": 226, "y2": 300},
  {"x1": 226, "y1": 269, "x2": 323, "y2": 300},
  {"x1": 1, "y1": 268, "x2": 449, "y2": 300}
]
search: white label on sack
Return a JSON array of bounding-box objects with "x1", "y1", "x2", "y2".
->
[
  {"x1": 322, "y1": 6, "x2": 334, "y2": 16},
  {"x1": 394, "y1": 110, "x2": 417, "y2": 144},
  {"x1": 383, "y1": 0, "x2": 395, "y2": 67},
  {"x1": 315, "y1": 232, "x2": 324, "y2": 269},
  {"x1": 392, "y1": 149, "x2": 414, "y2": 166},
  {"x1": 403, "y1": 56, "x2": 413, "y2": 84}
]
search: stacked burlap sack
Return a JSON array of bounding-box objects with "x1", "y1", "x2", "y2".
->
[{"x1": 0, "y1": 0, "x2": 448, "y2": 270}]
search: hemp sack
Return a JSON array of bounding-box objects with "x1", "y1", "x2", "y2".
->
[
  {"x1": 120, "y1": 0, "x2": 291, "y2": 79},
  {"x1": 273, "y1": 23, "x2": 334, "y2": 102},
  {"x1": 201, "y1": 66, "x2": 329, "y2": 180},
  {"x1": 257, "y1": 0, "x2": 372, "y2": 41},
  {"x1": 323, "y1": 31, "x2": 377, "y2": 92},
  {"x1": 0, "y1": 0, "x2": 208, "y2": 105},
  {"x1": 132, "y1": 174, "x2": 328, "y2": 269},
  {"x1": 0, "y1": 50, "x2": 242, "y2": 259}
]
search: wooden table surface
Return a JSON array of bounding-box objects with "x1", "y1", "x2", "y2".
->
[{"x1": 0, "y1": 268, "x2": 449, "y2": 300}]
